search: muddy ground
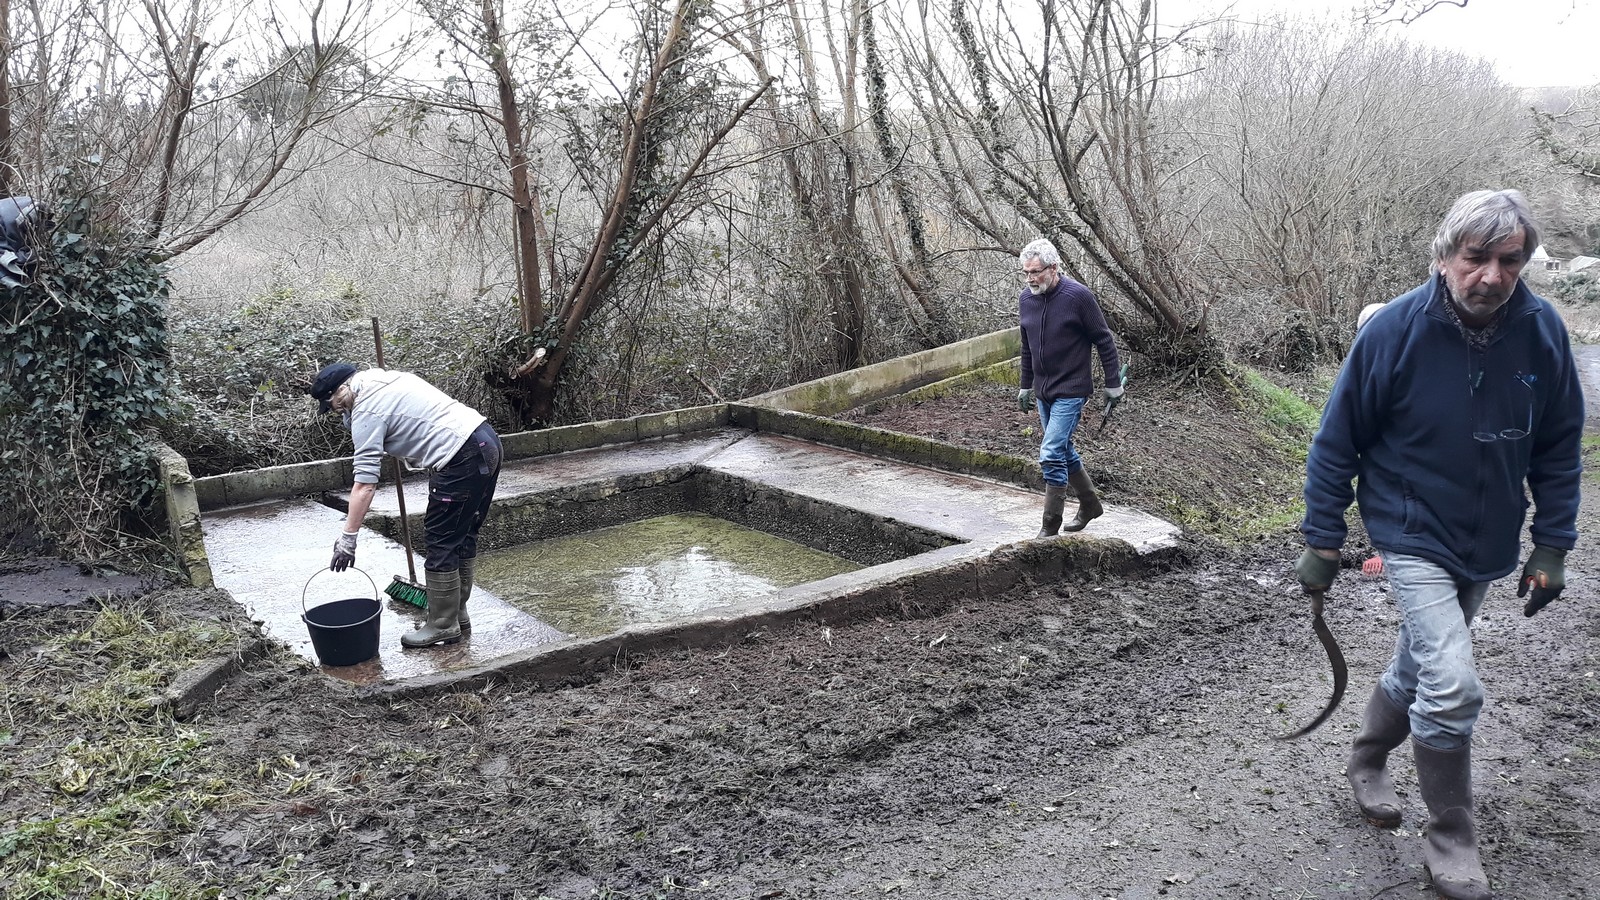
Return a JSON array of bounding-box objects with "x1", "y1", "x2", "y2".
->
[{"x1": 3, "y1": 370, "x2": 1598, "y2": 899}]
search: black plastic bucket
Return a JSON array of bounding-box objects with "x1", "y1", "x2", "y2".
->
[{"x1": 302, "y1": 568, "x2": 381, "y2": 667}]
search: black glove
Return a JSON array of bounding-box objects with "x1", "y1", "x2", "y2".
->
[
  {"x1": 1517, "y1": 545, "x2": 1566, "y2": 617},
  {"x1": 1295, "y1": 546, "x2": 1340, "y2": 592},
  {"x1": 330, "y1": 531, "x2": 358, "y2": 572}
]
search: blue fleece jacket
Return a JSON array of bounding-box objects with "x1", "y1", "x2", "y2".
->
[
  {"x1": 1018, "y1": 277, "x2": 1121, "y2": 401},
  {"x1": 1302, "y1": 275, "x2": 1584, "y2": 582}
]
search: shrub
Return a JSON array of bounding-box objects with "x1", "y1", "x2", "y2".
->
[
  {"x1": 1551, "y1": 271, "x2": 1600, "y2": 306},
  {"x1": 0, "y1": 186, "x2": 171, "y2": 561}
]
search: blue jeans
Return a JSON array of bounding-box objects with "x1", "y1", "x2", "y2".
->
[
  {"x1": 1376, "y1": 552, "x2": 1490, "y2": 750},
  {"x1": 1037, "y1": 396, "x2": 1087, "y2": 486}
]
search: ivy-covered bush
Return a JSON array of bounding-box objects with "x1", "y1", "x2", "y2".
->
[
  {"x1": 0, "y1": 189, "x2": 170, "y2": 561},
  {"x1": 161, "y1": 289, "x2": 364, "y2": 475}
]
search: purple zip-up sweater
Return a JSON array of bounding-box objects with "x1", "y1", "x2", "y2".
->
[{"x1": 1018, "y1": 276, "x2": 1121, "y2": 401}]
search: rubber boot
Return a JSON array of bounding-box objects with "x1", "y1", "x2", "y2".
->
[
  {"x1": 1037, "y1": 483, "x2": 1069, "y2": 538},
  {"x1": 457, "y1": 558, "x2": 475, "y2": 632},
  {"x1": 401, "y1": 568, "x2": 463, "y2": 648},
  {"x1": 1347, "y1": 684, "x2": 1411, "y2": 827},
  {"x1": 1060, "y1": 467, "x2": 1104, "y2": 532},
  {"x1": 1413, "y1": 738, "x2": 1492, "y2": 900}
]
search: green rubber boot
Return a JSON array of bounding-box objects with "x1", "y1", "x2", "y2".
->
[
  {"x1": 401, "y1": 568, "x2": 463, "y2": 648},
  {"x1": 1414, "y1": 738, "x2": 1492, "y2": 900},
  {"x1": 1347, "y1": 684, "x2": 1411, "y2": 827},
  {"x1": 457, "y1": 558, "x2": 475, "y2": 632},
  {"x1": 1061, "y1": 467, "x2": 1103, "y2": 532},
  {"x1": 1037, "y1": 483, "x2": 1068, "y2": 538}
]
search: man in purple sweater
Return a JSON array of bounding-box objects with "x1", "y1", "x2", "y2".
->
[{"x1": 1015, "y1": 238, "x2": 1124, "y2": 537}]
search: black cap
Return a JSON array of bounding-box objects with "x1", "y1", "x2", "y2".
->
[{"x1": 309, "y1": 362, "x2": 358, "y2": 414}]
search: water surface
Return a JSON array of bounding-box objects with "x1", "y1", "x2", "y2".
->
[{"x1": 474, "y1": 512, "x2": 861, "y2": 637}]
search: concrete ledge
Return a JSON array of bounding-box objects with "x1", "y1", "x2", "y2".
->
[
  {"x1": 194, "y1": 457, "x2": 355, "y2": 512},
  {"x1": 744, "y1": 328, "x2": 1020, "y2": 416},
  {"x1": 360, "y1": 534, "x2": 1141, "y2": 700},
  {"x1": 195, "y1": 407, "x2": 734, "y2": 514},
  {"x1": 157, "y1": 638, "x2": 270, "y2": 719},
  {"x1": 155, "y1": 442, "x2": 215, "y2": 588},
  {"x1": 853, "y1": 358, "x2": 1019, "y2": 416},
  {"x1": 732, "y1": 404, "x2": 1041, "y2": 490},
  {"x1": 500, "y1": 405, "x2": 730, "y2": 462}
]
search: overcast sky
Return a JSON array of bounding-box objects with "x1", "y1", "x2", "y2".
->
[{"x1": 1161, "y1": 0, "x2": 1600, "y2": 88}]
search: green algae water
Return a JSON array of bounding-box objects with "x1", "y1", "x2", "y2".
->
[{"x1": 473, "y1": 512, "x2": 862, "y2": 637}]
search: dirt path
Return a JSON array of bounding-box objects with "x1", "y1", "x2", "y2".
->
[{"x1": 3, "y1": 374, "x2": 1596, "y2": 900}]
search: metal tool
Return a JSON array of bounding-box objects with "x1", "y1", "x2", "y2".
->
[
  {"x1": 1275, "y1": 588, "x2": 1348, "y2": 741},
  {"x1": 1097, "y1": 362, "x2": 1131, "y2": 435}
]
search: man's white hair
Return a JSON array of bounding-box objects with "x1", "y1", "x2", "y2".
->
[{"x1": 1019, "y1": 238, "x2": 1061, "y2": 269}]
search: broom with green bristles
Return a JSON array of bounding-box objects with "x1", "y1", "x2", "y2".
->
[{"x1": 372, "y1": 317, "x2": 428, "y2": 609}]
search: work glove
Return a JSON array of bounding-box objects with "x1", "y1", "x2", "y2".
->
[
  {"x1": 1017, "y1": 388, "x2": 1036, "y2": 412},
  {"x1": 1294, "y1": 546, "x2": 1340, "y2": 592},
  {"x1": 330, "y1": 531, "x2": 358, "y2": 572},
  {"x1": 1517, "y1": 545, "x2": 1566, "y2": 617},
  {"x1": 1103, "y1": 384, "x2": 1125, "y2": 402}
]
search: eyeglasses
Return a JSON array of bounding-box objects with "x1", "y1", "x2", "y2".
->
[
  {"x1": 1020, "y1": 264, "x2": 1055, "y2": 281},
  {"x1": 1470, "y1": 370, "x2": 1534, "y2": 442}
]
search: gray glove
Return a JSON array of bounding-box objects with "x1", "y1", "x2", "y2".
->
[
  {"x1": 331, "y1": 531, "x2": 358, "y2": 572},
  {"x1": 1294, "y1": 546, "x2": 1340, "y2": 592},
  {"x1": 1017, "y1": 388, "x2": 1036, "y2": 412},
  {"x1": 1103, "y1": 384, "x2": 1125, "y2": 402}
]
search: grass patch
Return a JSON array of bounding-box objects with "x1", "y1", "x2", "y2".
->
[
  {"x1": 1236, "y1": 367, "x2": 1321, "y2": 447},
  {"x1": 0, "y1": 598, "x2": 284, "y2": 899}
]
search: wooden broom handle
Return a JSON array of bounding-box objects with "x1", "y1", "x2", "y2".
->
[{"x1": 371, "y1": 317, "x2": 418, "y2": 585}]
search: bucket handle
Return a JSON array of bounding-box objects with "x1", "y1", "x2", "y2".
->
[{"x1": 302, "y1": 566, "x2": 380, "y2": 616}]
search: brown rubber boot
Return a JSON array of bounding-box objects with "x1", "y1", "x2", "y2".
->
[
  {"x1": 1413, "y1": 738, "x2": 1492, "y2": 900},
  {"x1": 1347, "y1": 684, "x2": 1411, "y2": 827},
  {"x1": 457, "y1": 558, "x2": 475, "y2": 632},
  {"x1": 1037, "y1": 483, "x2": 1069, "y2": 537},
  {"x1": 1061, "y1": 467, "x2": 1103, "y2": 532},
  {"x1": 401, "y1": 568, "x2": 463, "y2": 648}
]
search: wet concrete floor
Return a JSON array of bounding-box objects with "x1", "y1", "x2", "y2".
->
[
  {"x1": 202, "y1": 499, "x2": 567, "y2": 683},
  {"x1": 201, "y1": 429, "x2": 1178, "y2": 686}
]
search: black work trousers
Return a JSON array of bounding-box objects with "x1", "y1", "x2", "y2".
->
[{"x1": 423, "y1": 422, "x2": 501, "y2": 572}]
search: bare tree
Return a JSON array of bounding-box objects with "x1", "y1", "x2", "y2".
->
[
  {"x1": 1360, "y1": 0, "x2": 1468, "y2": 25},
  {"x1": 392, "y1": 0, "x2": 772, "y2": 425},
  {"x1": 0, "y1": 0, "x2": 383, "y2": 254},
  {"x1": 905, "y1": 0, "x2": 1211, "y2": 367},
  {"x1": 1533, "y1": 88, "x2": 1600, "y2": 183},
  {"x1": 1171, "y1": 16, "x2": 1525, "y2": 361}
]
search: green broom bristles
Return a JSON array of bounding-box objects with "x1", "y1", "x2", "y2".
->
[{"x1": 385, "y1": 576, "x2": 428, "y2": 609}]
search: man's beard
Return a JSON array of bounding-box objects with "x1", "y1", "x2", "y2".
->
[{"x1": 1443, "y1": 271, "x2": 1511, "y2": 325}]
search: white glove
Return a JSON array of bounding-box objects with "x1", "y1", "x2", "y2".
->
[
  {"x1": 1017, "y1": 388, "x2": 1036, "y2": 412},
  {"x1": 1103, "y1": 385, "x2": 1125, "y2": 401}
]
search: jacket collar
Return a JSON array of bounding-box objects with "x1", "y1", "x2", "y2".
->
[{"x1": 1422, "y1": 273, "x2": 1538, "y2": 333}]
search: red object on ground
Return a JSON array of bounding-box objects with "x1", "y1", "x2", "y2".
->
[{"x1": 1362, "y1": 556, "x2": 1384, "y2": 577}]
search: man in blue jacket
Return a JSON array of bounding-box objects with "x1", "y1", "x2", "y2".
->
[
  {"x1": 1297, "y1": 190, "x2": 1583, "y2": 900},
  {"x1": 1015, "y1": 238, "x2": 1124, "y2": 537}
]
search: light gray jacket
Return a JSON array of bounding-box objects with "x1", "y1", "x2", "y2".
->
[{"x1": 345, "y1": 369, "x2": 485, "y2": 484}]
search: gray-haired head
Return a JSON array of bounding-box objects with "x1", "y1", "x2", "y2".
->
[
  {"x1": 1431, "y1": 190, "x2": 1540, "y2": 268},
  {"x1": 1019, "y1": 238, "x2": 1062, "y2": 269}
]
